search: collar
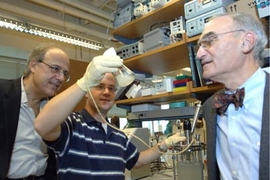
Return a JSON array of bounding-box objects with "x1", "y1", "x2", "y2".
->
[
  {"x1": 20, "y1": 76, "x2": 48, "y2": 108},
  {"x1": 80, "y1": 109, "x2": 109, "y2": 125},
  {"x1": 240, "y1": 68, "x2": 266, "y2": 109},
  {"x1": 21, "y1": 76, "x2": 28, "y2": 105},
  {"x1": 80, "y1": 109, "x2": 115, "y2": 135}
]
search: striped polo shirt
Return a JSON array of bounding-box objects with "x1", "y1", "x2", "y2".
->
[{"x1": 45, "y1": 109, "x2": 139, "y2": 180}]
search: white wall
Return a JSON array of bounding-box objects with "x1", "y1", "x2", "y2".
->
[{"x1": 0, "y1": 28, "x2": 103, "y2": 63}]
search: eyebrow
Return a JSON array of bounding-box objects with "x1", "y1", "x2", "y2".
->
[{"x1": 199, "y1": 31, "x2": 217, "y2": 40}]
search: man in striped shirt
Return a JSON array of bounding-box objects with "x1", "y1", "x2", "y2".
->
[{"x1": 34, "y1": 48, "x2": 185, "y2": 180}]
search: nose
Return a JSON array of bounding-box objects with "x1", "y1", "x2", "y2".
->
[
  {"x1": 102, "y1": 89, "x2": 112, "y2": 97},
  {"x1": 102, "y1": 87, "x2": 112, "y2": 94},
  {"x1": 55, "y1": 72, "x2": 65, "y2": 82},
  {"x1": 196, "y1": 46, "x2": 206, "y2": 60}
]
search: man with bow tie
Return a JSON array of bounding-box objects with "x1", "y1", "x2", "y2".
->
[{"x1": 196, "y1": 13, "x2": 269, "y2": 180}]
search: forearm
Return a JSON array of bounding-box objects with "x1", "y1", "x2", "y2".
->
[
  {"x1": 133, "y1": 133, "x2": 186, "y2": 168},
  {"x1": 134, "y1": 141, "x2": 166, "y2": 168},
  {"x1": 34, "y1": 83, "x2": 86, "y2": 140}
]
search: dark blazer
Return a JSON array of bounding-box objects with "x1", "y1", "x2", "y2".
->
[
  {"x1": 0, "y1": 78, "x2": 56, "y2": 179},
  {"x1": 202, "y1": 73, "x2": 269, "y2": 180}
]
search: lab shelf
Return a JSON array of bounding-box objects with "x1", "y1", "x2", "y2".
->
[
  {"x1": 115, "y1": 82, "x2": 223, "y2": 107},
  {"x1": 122, "y1": 38, "x2": 190, "y2": 75},
  {"x1": 112, "y1": 0, "x2": 224, "y2": 109},
  {"x1": 111, "y1": 0, "x2": 185, "y2": 39},
  {"x1": 115, "y1": 88, "x2": 193, "y2": 106}
]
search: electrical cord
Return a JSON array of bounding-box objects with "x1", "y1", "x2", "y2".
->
[{"x1": 149, "y1": 21, "x2": 170, "y2": 31}]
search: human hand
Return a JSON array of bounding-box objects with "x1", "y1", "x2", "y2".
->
[
  {"x1": 165, "y1": 133, "x2": 186, "y2": 148},
  {"x1": 77, "y1": 47, "x2": 123, "y2": 91}
]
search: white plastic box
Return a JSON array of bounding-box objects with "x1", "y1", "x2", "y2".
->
[{"x1": 141, "y1": 87, "x2": 156, "y2": 96}]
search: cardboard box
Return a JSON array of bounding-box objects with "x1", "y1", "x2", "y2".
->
[
  {"x1": 227, "y1": 0, "x2": 260, "y2": 19},
  {"x1": 256, "y1": 0, "x2": 270, "y2": 18}
]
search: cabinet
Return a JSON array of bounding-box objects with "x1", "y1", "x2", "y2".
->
[
  {"x1": 111, "y1": 0, "x2": 223, "y2": 107},
  {"x1": 60, "y1": 59, "x2": 88, "y2": 111}
]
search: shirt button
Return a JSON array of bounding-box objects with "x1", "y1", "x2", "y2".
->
[{"x1": 232, "y1": 170, "x2": 237, "y2": 175}]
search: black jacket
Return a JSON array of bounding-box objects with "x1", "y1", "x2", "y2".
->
[{"x1": 0, "y1": 78, "x2": 57, "y2": 179}]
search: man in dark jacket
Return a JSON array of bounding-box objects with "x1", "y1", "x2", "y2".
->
[
  {"x1": 196, "y1": 13, "x2": 269, "y2": 180},
  {"x1": 0, "y1": 43, "x2": 70, "y2": 180}
]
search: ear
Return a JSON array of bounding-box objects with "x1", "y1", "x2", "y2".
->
[
  {"x1": 241, "y1": 32, "x2": 255, "y2": 53},
  {"x1": 29, "y1": 59, "x2": 39, "y2": 73}
]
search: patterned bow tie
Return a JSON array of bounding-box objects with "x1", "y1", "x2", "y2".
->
[{"x1": 212, "y1": 87, "x2": 245, "y2": 115}]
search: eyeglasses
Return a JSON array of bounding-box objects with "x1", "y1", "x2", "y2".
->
[
  {"x1": 197, "y1": 29, "x2": 245, "y2": 50},
  {"x1": 94, "y1": 84, "x2": 117, "y2": 93},
  {"x1": 38, "y1": 61, "x2": 70, "y2": 82}
]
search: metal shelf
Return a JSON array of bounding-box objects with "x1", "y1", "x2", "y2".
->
[{"x1": 128, "y1": 106, "x2": 202, "y2": 121}]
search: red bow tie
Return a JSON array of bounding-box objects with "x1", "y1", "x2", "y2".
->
[{"x1": 212, "y1": 88, "x2": 245, "y2": 115}]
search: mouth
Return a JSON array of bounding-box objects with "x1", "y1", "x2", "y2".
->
[
  {"x1": 100, "y1": 98, "x2": 110, "y2": 102},
  {"x1": 49, "y1": 81, "x2": 60, "y2": 89},
  {"x1": 201, "y1": 60, "x2": 212, "y2": 68}
]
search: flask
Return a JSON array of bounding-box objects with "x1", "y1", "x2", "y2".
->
[{"x1": 103, "y1": 47, "x2": 135, "y2": 87}]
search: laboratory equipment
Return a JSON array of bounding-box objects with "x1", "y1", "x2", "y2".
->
[
  {"x1": 114, "y1": 2, "x2": 134, "y2": 28},
  {"x1": 186, "y1": 7, "x2": 227, "y2": 37},
  {"x1": 172, "y1": 104, "x2": 205, "y2": 180},
  {"x1": 143, "y1": 27, "x2": 171, "y2": 52},
  {"x1": 184, "y1": 0, "x2": 234, "y2": 20},
  {"x1": 173, "y1": 131, "x2": 205, "y2": 180},
  {"x1": 116, "y1": 41, "x2": 144, "y2": 60}
]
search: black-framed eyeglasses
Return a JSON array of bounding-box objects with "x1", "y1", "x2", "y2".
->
[
  {"x1": 38, "y1": 61, "x2": 70, "y2": 82},
  {"x1": 94, "y1": 84, "x2": 117, "y2": 93},
  {"x1": 197, "y1": 29, "x2": 246, "y2": 50}
]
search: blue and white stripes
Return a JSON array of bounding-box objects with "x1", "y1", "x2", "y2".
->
[{"x1": 45, "y1": 109, "x2": 139, "y2": 180}]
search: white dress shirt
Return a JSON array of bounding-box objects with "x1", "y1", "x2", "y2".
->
[
  {"x1": 7, "y1": 77, "x2": 48, "y2": 178},
  {"x1": 216, "y1": 68, "x2": 266, "y2": 180}
]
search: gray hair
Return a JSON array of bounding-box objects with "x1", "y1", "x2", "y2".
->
[
  {"x1": 24, "y1": 43, "x2": 65, "y2": 76},
  {"x1": 213, "y1": 13, "x2": 268, "y2": 66}
]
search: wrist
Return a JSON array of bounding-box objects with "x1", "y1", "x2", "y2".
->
[
  {"x1": 76, "y1": 79, "x2": 88, "y2": 92},
  {"x1": 157, "y1": 142, "x2": 167, "y2": 153}
]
